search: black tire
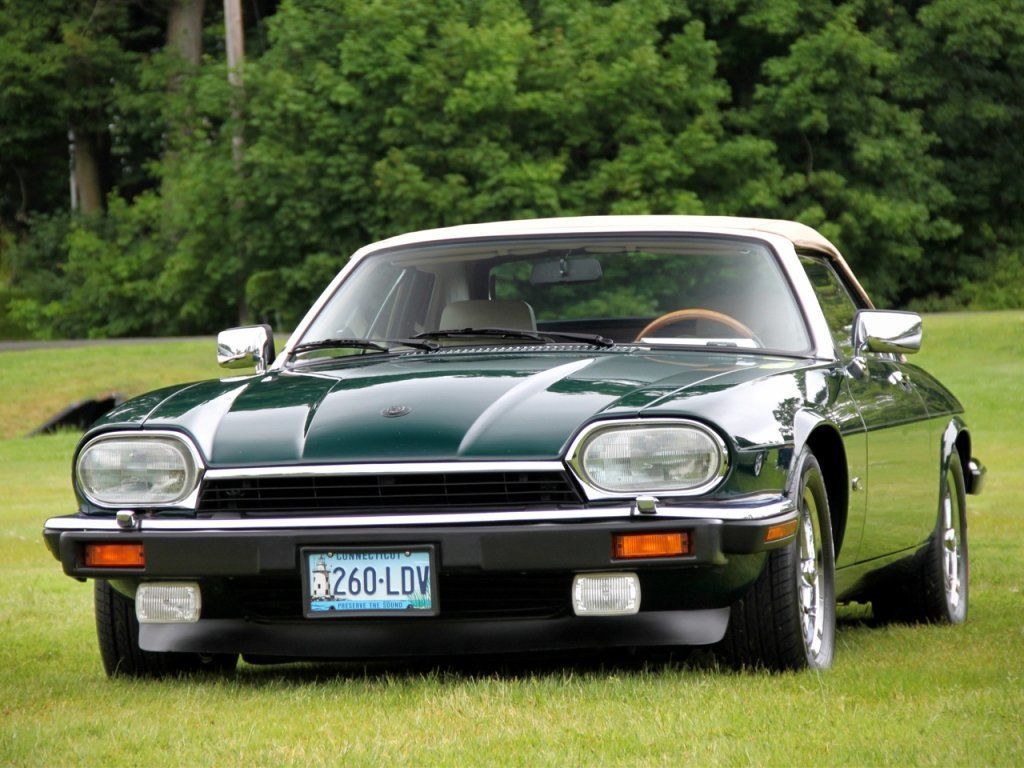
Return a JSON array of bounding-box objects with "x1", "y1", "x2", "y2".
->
[
  {"x1": 95, "y1": 580, "x2": 238, "y2": 678},
  {"x1": 872, "y1": 452, "x2": 969, "y2": 624},
  {"x1": 717, "y1": 448, "x2": 836, "y2": 671}
]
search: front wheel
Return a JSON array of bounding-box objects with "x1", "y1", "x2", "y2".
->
[
  {"x1": 95, "y1": 580, "x2": 237, "y2": 678},
  {"x1": 717, "y1": 448, "x2": 836, "y2": 671}
]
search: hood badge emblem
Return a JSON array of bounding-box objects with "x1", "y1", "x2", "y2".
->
[{"x1": 381, "y1": 405, "x2": 412, "y2": 418}]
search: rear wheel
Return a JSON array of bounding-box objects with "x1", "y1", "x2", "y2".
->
[
  {"x1": 95, "y1": 580, "x2": 237, "y2": 678},
  {"x1": 873, "y1": 452, "x2": 969, "y2": 624},
  {"x1": 717, "y1": 448, "x2": 836, "y2": 671}
]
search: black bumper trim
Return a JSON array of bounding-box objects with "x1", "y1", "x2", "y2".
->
[{"x1": 138, "y1": 609, "x2": 732, "y2": 657}]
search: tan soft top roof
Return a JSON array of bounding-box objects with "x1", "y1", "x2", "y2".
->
[
  {"x1": 372, "y1": 214, "x2": 838, "y2": 253},
  {"x1": 651, "y1": 216, "x2": 842, "y2": 259}
]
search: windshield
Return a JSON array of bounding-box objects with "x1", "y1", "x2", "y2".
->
[{"x1": 297, "y1": 236, "x2": 811, "y2": 355}]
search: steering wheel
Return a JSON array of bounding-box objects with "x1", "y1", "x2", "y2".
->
[{"x1": 635, "y1": 308, "x2": 758, "y2": 342}]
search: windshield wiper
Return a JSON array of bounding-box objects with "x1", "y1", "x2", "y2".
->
[
  {"x1": 414, "y1": 327, "x2": 615, "y2": 348},
  {"x1": 290, "y1": 337, "x2": 439, "y2": 357},
  {"x1": 534, "y1": 329, "x2": 615, "y2": 347},
  {"x1": 414, "y1": 327, "x2": 544, "y2": 343}
]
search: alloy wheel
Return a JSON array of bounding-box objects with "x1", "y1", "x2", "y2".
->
[
  {"x1": 798, "y1": 485, "x2": 826, "y2": 659},
  {"x1": 941, "y1": 468, "x2": 965, "y2": 617}
]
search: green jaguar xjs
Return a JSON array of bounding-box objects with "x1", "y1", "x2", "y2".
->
[{"x1": 43, "y1": 215, "x2": 985, "y2": 676}]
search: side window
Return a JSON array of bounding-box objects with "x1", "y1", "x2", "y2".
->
[{"x1": 799, "y1": 255, "x2": 859, "y2": 359}]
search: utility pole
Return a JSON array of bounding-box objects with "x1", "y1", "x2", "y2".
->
[
  {"x1": 223, "y1": 0, "x2": 244, "y2": 162},
  {"x1": 223, "y1": 0, "x2": 249, "y2": 323}
]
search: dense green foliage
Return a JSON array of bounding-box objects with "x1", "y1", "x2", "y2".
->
[{"x1": 1, "y1": 0, "x2": 1022, "y2": 338}]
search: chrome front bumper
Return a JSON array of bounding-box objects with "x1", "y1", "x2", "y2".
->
[{"x1": 43, "y1": 494, "x2": 795, "y2": 533}]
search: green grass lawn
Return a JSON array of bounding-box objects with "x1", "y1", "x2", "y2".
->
[
  {"x1": 0, "y1": 340, "x2": 222, "y2": 439},
  {"x1": 1, "y1": 313, "x2": 1022, "y2": 766}
]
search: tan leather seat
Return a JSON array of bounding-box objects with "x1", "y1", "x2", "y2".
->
[{"x1": 439, "y1": 300, "x2": 537, "y2": 331}]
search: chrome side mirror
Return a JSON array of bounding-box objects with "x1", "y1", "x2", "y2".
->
[
  {"x1": 852, "y1": 310, "x2": 922, "y2": 356},
  {"x1": 217, "y1": 325, "x2": 275, "y2": 373}
]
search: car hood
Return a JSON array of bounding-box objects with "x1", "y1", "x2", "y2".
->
[{"x1": 98, "y1": 349, "x2": 817, "y2": 465}]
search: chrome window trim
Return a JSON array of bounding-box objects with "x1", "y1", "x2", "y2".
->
[
  {"x1": 76, "y1": 430, "x2": 206, "y2": 510},
  {"x1": 796, "y1": 252, "x2": 860, "y2": 361},
  {"x1": 44, "y1": 496, "x2": 794, "y2": 531},
  {"x1": 770, "y1": 238, "x2": 837, "y2": 360},
  {"x1": 565, "y1": 418, "x2": 731, "y2": 501},
  {"x1": 274, "y1": 246, "x2": 368, "y2": 370},
  {"x1": 203, "y1": 460, "x2": 567, "y2": 480}
]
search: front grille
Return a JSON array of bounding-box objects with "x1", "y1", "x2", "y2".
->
[
  {"x1": 197, "y1": 471, "x2": 584, "y2": 515},
  {"x1": 224, "y1": 572, "x2": 573, "y2": 621}
]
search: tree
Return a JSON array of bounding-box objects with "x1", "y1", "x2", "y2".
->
[
  {"x1": 189, "y1": 0, "x2": 770, "y2": 325},
  {"x1": 4, "y1": 0, "x2": 1024, "y2": 339},
  {"x1": 898, "y1": 0, "x2": 1024, "y2": 306}
]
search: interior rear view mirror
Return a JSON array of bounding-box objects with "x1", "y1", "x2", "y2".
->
[{"x1": 530, "y1": 257, "x2": 603, "y2": 285}]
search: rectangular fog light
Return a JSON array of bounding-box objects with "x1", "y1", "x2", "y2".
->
[
  {"x1": 135, "y1": 582, "x2": 201, "y2": 624},
  {"x1": 572, "y1": 572, "x2": 640, "y2": 616}
]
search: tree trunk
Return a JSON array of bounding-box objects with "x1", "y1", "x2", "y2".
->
[
  {"x1": 71, "y1": 128, "x2": 103, "y2": 215},
  {"x1": 164, "y1": 0, "x2": 205, "y2": 173},
  {"x1": 167, "y1": 0, "x2": 205, "y2": 67},
  {"x1": 237, "y1": 294, "x2": 251, "y2": 326}
]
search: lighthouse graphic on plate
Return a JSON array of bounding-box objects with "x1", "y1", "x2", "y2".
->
[{"x1": 311, "y1": 555, "x2": 331, "y2": 599}]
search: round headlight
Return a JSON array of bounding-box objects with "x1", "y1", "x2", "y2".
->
[
  {"x1": 577, "y1": 423, "x2": 726, "y2": 494},
  {"x1": 77, "y1": 435, "x2": 199, "y2": 507}
]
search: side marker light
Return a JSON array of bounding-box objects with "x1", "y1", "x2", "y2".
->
[{"x1": 764, "y1": 520, "x2": 799, "y2": 543}]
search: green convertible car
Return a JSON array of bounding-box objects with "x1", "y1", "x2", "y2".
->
[{"x1": 44, "y1": 215, "x2": 985, "y2": 676}]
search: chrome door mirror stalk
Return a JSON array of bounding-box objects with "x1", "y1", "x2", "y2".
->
[
  {"x1": 217, "y1": 325, "x2": 276, "y2": 373},
  {"x1": 852, "y1": 310, "x2": 923, "y2": 356},
  {"x1": 846, "y1": 356, "x2": 868, "y2": 380}
]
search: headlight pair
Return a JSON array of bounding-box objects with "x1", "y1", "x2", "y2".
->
[
  {"x1": 76, "y1": 422, "x2": 725, "y2": 507},
  {"x1": 571, "y1": 421, "x2": 727, "y2": 496},
  {"x1": 76, "y1": 433, "x2": 201, "y2": 507}
]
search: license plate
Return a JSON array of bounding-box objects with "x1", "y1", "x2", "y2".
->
[{"x1": 301, "y1": 546, "x2": 438, "y2": 618}]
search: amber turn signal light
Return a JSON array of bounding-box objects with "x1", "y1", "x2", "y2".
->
[
  {"x1": 84, "y1": 542, "x2": 145, "y2": 568},
  {"x1": 613, "y1": 532, "x2": 690, "y2": 559},
  {"x1": 764, "y1": 520, "x2": 799, "y2": 543}
]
